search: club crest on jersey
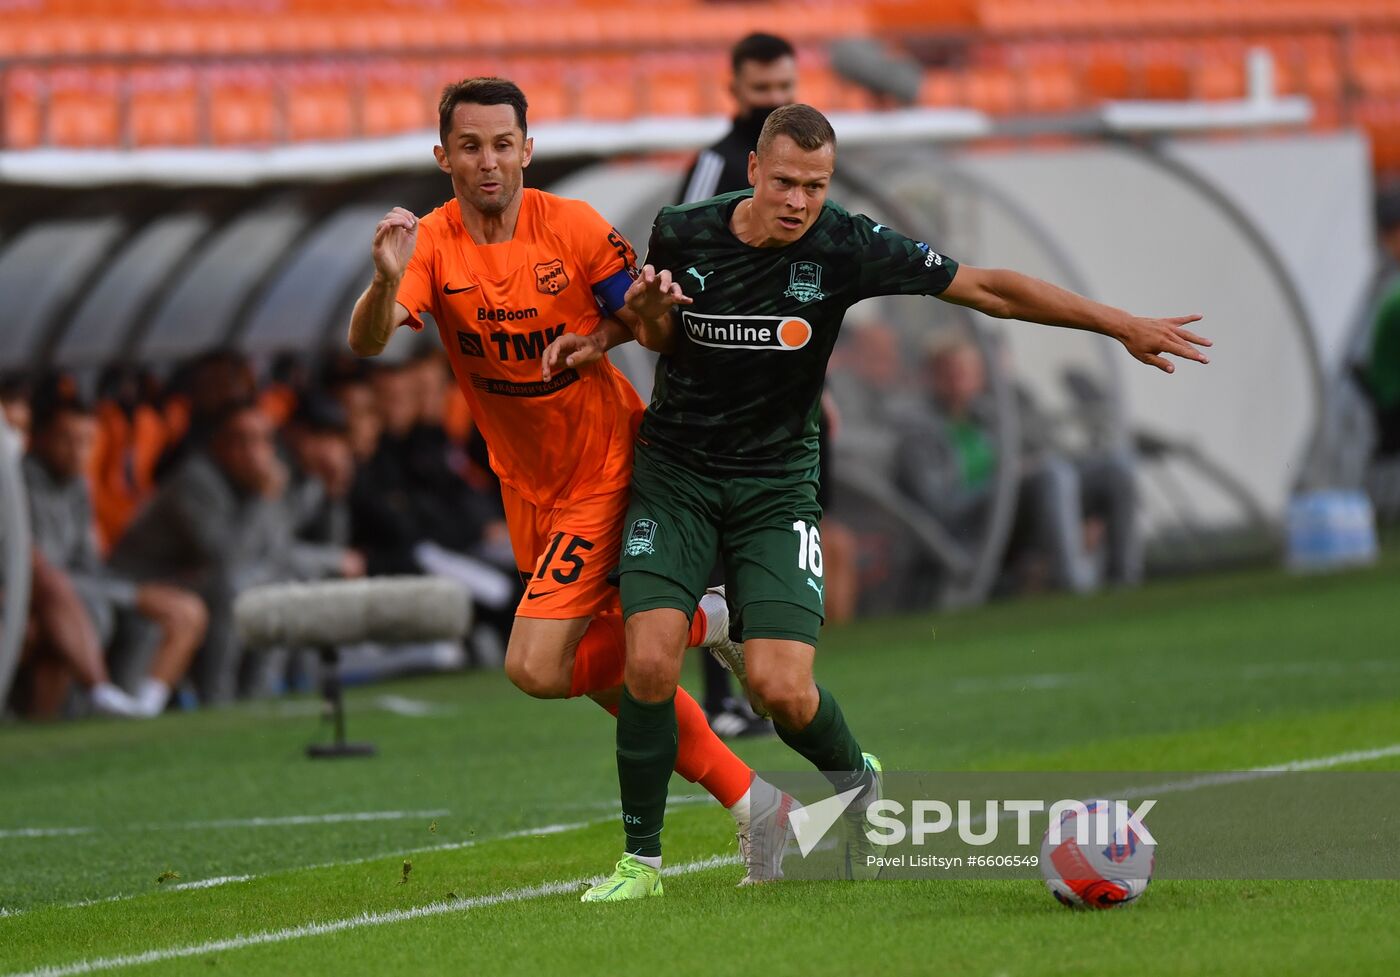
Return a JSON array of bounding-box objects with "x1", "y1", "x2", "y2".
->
[
  {"x1": 534, "y1": 258, "x2": 569, "y2": 295},
  {"x1": 681, "y1": 311, "x2": 813, "y2": 352},
  {"x1": 783, "y1": 261, "x2": 825, "y2": 303},
  {"x1": 625, "y1": 518, "x2": 658, "y2": 557}
]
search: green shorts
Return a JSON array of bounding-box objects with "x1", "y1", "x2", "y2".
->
[{"x1": 619, "y1": 443, "x2": 826, "y2": 645}]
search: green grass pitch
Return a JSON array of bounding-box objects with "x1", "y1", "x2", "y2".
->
[{"x1": 2, "y1": 553, "x2": 1399, "y2": 976}]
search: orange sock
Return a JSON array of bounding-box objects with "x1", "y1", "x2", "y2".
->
[
  {"x1": 672, "y1": 686, "x2": 752, "y2": 808},
  {"x1": 568, "y1": 610, "x2": 626, "y2": 697},
  {"x1": 686, "y1": 606, "x2": 707, "y2": 647},
  {"x1": 571, "y1": 607, "x2": 709, "y2": 698},
  {"x1": 575, "y1": 608, "x2": 749, "y2": 809},
  {"x1": 600, "y1": 687, "x2": 750, "y2": 808}
]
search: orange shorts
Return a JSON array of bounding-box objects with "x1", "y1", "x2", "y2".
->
[{"x1": 501, "y1": 482, "x2": 629, "y2": 620}]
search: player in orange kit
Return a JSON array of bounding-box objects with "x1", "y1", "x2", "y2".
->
[{"x1": 348, "y1": 78, "x2": 791, "y2": 887}]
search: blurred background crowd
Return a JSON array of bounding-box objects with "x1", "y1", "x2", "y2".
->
[
  {"x1": 1, "y1": 0, "x2": 1398, "y2": 727},
  {"x1": 1, "y1": 343, "x2": 523, "y2": 718}
]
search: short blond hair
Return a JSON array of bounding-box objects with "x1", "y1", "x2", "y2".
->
[{"x1": 757, "y1": 103, "x2": 836, "y2": 157}]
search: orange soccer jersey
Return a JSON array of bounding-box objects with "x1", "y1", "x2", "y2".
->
[
  {"x1": 395, "y1": 189, "x2": 644, "y2": 615},
  {"x1": 397, "y1": 188, "x2": 642, "y2": 507}
]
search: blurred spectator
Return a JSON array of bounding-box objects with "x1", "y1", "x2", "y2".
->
[
  {"x1": 1, "y1": 373, "x2": 32, "y2": 447},
  {"x1": 88, "y1": 363, "x2": 170, "y2": 552},
  {"x1": 110, "y1": 401, "x2": 359, "y2": 704},
  {"x1": 23, "y1": 379, "x2": 205, "y2": 717},
  {"x1": 10, "y1": 549, "x2": 145, "y2": 719},
  {"x1": 678, "y1": 32, "x2": 796, "y2": 204},
  {"x1": 1364, "y1": 193, "x2": 1400, "y2": 456},
  {"x1": 827, "y1": 320, "x2": 908, "y2": 426},
  {"x1": 896, "y1": 335, "x2": 1141, "y2": 595},
  {"x1": 322, "y1": 355, "x2": 383, "y2": 465},
  {"x1": 352, "y1": 358, "x2": 517, "y2": 619},
  {"x1": 283, "y1": 393, "x2": 358, "y2": 554},
  {"x1": 154, "y1": 347, "x2": 258, "y2": 481},
  {"x1": 260, "y1": 351, "x2": 310, "y2": 429}
]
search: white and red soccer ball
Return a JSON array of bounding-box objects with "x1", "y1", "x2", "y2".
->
[{"x1": 1039, "y1": 799, "x2": 1155, "y2": 909}]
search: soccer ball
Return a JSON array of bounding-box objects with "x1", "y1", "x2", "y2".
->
[{"x1": 1039, "y1": 799, "x2": 1155, "y2": 909}]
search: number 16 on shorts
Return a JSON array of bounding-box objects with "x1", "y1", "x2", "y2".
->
[{"x1": 793, "y1": 519, "x2": 824, "y2": 602}]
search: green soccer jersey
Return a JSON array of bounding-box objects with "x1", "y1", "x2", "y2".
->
[{"x1": 638, "y1": 190, "x2": 960, "y2": 476}]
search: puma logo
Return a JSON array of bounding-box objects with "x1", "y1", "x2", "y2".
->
[{"x1": 686, "y1": 267, "x2": 714, "y2": 291}]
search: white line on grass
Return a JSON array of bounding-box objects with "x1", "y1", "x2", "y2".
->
[
  {"x1": 0, "y1": 854, "x2": 740, "y2": 977},
  {"x1": 0, "y1": 810, "x2": 450, "y2": 841},
  {"x1": 167, "y1": 876, "x2": 254, "y2": 892},
  {"x1": 0, "y1": 827, "x2": 94, "y2": 839},
  {"x1": 945, "y1": 659, "x2": 1400, "y2": 696}
]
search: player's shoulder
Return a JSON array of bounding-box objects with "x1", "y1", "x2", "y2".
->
[
  {"x1": 417, "y1": 200, "x2": 456, "y2": 232},
  {"x1": 811, "y1": 197, "x2": 883, "y2": 249},
  {"x1": 410, "y1": 200, "x2": 457, "y2": 249},
  {"x1": 530, "y1": 189, "x2": 609, "y2": 231},
  {"x1": 656, "y1": 189, "x2": 747, "y2": 232}
]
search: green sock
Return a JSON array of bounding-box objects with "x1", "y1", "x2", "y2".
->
[
  {"x1": 775, "y1": 685, "x2": 868, "y2": 794},
  {"x1": 616, "y1": 687, "x2": 678, "y2": 859}
]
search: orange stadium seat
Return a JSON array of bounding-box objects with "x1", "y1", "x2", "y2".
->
[
  {"x1": 47, "y1": 69, "x2": 121, "y2": 147},
  {"x1": 918, "y1": 69, "x2": 961, "y2": 108},
  {"x1": 964, "y1": 65, "x2": 1017, "y2": 115},
  {"x1": 361, "y1": 76, "x2": 431, "y2": 137},
  {"x1": 284, "y1": 67, "x2": 355, "y2": 142},
  {"x1": 1023, "y1": 62, "x2": 1078, "y2": 113},
  {"x1": 129, "y1": 69, "x2": 201, "y2": 146},
  {"x1": 1195, "y1": 57, "x2": 1246, "y2": 101},
  {"x1": 209, "y1": 69, "x2": 279, "y2": 145}
]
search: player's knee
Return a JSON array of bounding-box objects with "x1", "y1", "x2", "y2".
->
[
  {"x1": 747, "y1": 665, "x2": 813, "y2": 728},
  {"x1": 623, "y1": 649, "x2": 682, "y2": 702},
  {"x1": 623, "y1": 611, "x2": 687, "y2": 701},
  {"x1": 504, "y1": 647, "x2": 571, "y2": 699},
  {"x1": 174, "y1": 592, "x2": 209, "y2": 641}
]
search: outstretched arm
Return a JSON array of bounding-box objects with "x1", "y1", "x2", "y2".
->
[
  {"x1": 940, "y1": 265, "x2": 1210, "y2": 374},
  {"x1": 348, "y1": 207, "x2": 417, "y2": 357}
]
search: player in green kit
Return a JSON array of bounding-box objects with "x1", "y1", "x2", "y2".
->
[{"x1": 549, "y1": 104, "x2": 1212, "y2": 900}]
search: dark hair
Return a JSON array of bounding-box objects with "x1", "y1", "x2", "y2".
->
[
  {"x1": 757, "y1": 103, "x2": 837, "y2": 156},
  {"x1": 208, "y1": 398, "x2": 263, "y2": 439},
  {"x1": 438, "y1": 77, "x2": 529, "y2": 146},
  {"x1": 291, "y1": 393, "x2": 349, "y2": 435},
  {"x1": 30, "y1": 373, "x2": 92, "y2": 438},
  {"x1": 0, "y1": 371, "x2": 31, "y2": 404},
  {"x1": 731, "y1": 33, "x2": 796, "y2": 75}
]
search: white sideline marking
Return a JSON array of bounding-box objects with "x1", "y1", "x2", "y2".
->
[
  {"x1": 168, "y1": 876, "x2": 254, "y2": 892},
  {"x1": 1, "y1": 810, "x2": 450, "y2": 842},
  {"x1": 954, "y1": 743, "x2": 1400, "y2": 833},
  {"x1": 0, "y1": 828, "x2": 93, "y2": 839},
  {"x1": 946, "y1": 659, "x2": 1400, "y2": 696},
  {"x1": 371, "y1": 695, "x2": 457, "y2": 717},
  {"x1": 0, "y1": 854, "x2": 740, "y2": 977},
  {"x1": 5, "y1": 818, "x2": 615, "y2": 919},
  {"x1": 148, "y1": 809, "x2": 452, "y2": 831}
]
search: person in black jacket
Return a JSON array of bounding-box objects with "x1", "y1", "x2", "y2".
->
[{"x1": 678, "y1": 33, "x2": 797, "y2": 205}]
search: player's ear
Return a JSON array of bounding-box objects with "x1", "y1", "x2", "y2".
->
[
  {"x1": 747, "y1": 150, "x2": 758, "y2": 187},
  {"x1": 432, "y1": 144, "x2": 451, "y2": 176},
  {"x1": 521, "y1": 136, "x2": 534, "y2": 169}
]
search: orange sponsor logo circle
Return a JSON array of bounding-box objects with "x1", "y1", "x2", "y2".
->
[{"x1": 778, "y1": 318, "x2": 813, "y2": 350}]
